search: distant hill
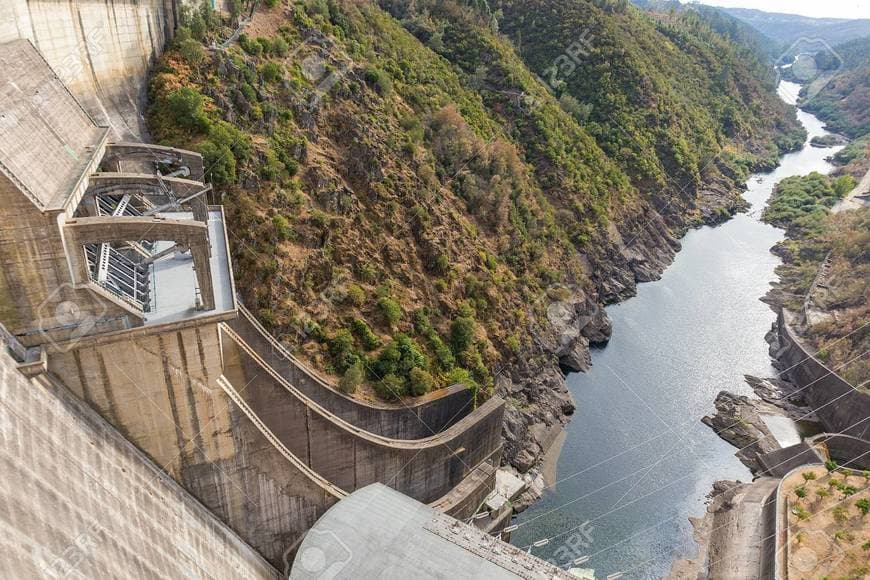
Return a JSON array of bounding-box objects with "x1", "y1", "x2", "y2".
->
[
  {"x1": 800, "y1": 37, "x2": 870, "y2": 137},
  {"x1": 719, "y1": 7, "x2": 870, "y2": 48},
  {"x1": 635, "y1": 0, "x2": 779, "y2": 60}
]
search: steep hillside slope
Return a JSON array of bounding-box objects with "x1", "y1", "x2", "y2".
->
[
  {"x1": 488, "y1": 0, "x2": 803, "y2": 219},
  {"x1": 801, "y1": 36, "x2": 870, "y2": 138},
  {"x1": 147, "y1": 0, "x2": 802, "y2": 470}
]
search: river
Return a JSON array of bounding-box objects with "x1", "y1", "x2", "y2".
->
[{"x1": 510, "y1": 81, "x2": 844, "y2": 578}]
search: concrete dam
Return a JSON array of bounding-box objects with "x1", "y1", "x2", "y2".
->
[{"x1": 0, "y1": 5, "x2": 520, "y2": 575}]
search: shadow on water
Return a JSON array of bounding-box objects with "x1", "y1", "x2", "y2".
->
[{"x1": 511, "y1": 81, "x2": 844, "y2": 578}]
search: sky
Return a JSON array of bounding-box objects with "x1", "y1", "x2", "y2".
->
[{"x1": 680, "y1": 0, "x2": 870, "y2": 19}]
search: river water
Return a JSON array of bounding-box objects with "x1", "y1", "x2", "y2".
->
[{"x1": 511, "y1": 81, "x2": 844, "y2": 578}]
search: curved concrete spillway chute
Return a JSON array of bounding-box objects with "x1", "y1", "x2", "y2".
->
[
  {"x1": 777, "y1": 310, "x2": 870, "y2": 440},
  {"x1": 220, "y1": 322, "x2": 505, "y2": 504},
  {"x1": 229, "y1": 303, "x2": 478, "y2": 439}
]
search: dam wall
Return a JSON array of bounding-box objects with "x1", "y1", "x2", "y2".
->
[
  {"x1": 45, "y1": 319, "x2": 344, "y2": 567},
  {"x1": 0, "y1": 0, "x2": 176, "y2": 140},
  {"x1": 221, "y1": 322, "x2": 505, "y2": 504},
  {"x1": 776, "y1": 310, "x2": 870, "y2": 440},
  {"x1": 0, "y1": 347, "x2": 279, "y2": 579},
  {"x1": 229, "y1": 304, "x2": 477, "y2": 439}
]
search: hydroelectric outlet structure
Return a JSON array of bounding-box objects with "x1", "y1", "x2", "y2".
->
[{"x1": 0, "y1": 13, "x2": 507, "y2": 575}]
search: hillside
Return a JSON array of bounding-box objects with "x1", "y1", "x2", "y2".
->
[
  {"x1": 721, "y1": 7, "x2": 870, "y2": 47},
  {"x1": 800, "y1": 36, "x2": 870, "y2": 138},
  {"x1": 146, "y1": 0, "x2": 803, "y2": 470},
  {"x1": 765, "y1": 172, "x2": 869, "y2": 388},
  {"x1": 635, "y1": 0, "x2": 780, "y2": 60}
]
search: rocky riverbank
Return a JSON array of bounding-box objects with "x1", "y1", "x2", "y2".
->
[{"x1": 498, "y1": 165, "x2": 783, "y2": 475}]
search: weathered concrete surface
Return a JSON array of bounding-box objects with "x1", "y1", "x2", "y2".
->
[
  {"x1": 757, "y1": 442, "x2": 823, "y2": 477},
  {"x1": 0, "y1": 348, "x2": 278, "y2": 579},
  {"x1": 688, "y1": 478, "x2": 779, "y2": 580},
  {"x1": 776, "y1": 310, "x2": 870, "y2": 440},
  {"x1": 0, "y1": 0, "x2": 175, "y2": 140},
  {"x1": 101, "y1": 142, "x2": 206, "y2": 180},
  {"x1": 230, "y1": 304, "x2": 477, "y2": 439},
  {"x1": 46, "y1": 320, "x2": 345, "y2": 567},
  {"x1": 221, "y1": 323, "x2": 505, "y2": 504},
  {"x1": 290, "y1": 484, "x2": 575, "y2": 580},
  {"x1": 810, "y1": 433, "x2": 870, "y2": 470},
  {"x1": 0, "y1": 40, "x2": 107, "y2": 211}
]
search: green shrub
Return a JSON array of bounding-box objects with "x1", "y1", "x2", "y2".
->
[
  {"x1": 377, "y1": 297, "x2": 402, "y2": 327},
  {"x1": 239, "y1": 34, "x2": 262, "y2": 56},
  {"x1": 444, "y1": 367, "x2": 478, "y2": 392},
  {"x1": 178, "y1": 38, "x2": 207, "y2": 67},
  {"x1": 261, "y1": 61, "x2": 283, "y2": 83},
  {"x1": 345, "y1": 284, "x2": 365, "y2": 307},
  {"x1": 351, "y1": 318, "x2": 380, "y2": 350},
  {"x1": 339, "y1": 361, "x2": 364, "y2": 394},
  {"x1": 272, "y1": 36, "x2": 289, "y2": 57},
  {"x1": 826, "y1": 459, "x2": 839, "y2": 472},
  {"x1": 199, "y1": 140, "x2": 236, "y2": 185},
  {"x1": 256, "y1": 37, "x2": 272, "y2": 55},
  {"x1": 374, "y1": 374, "x2": 405, "y2": 400},
  {"x1": 409, "y1": 368, "x2": 436, "y2": 396},
  {"x1": 394, "y1": 335, "x2": 428, "y2": 377},
  {"x1": 272, "y1": 214, "x2": 293, "y2": 240},
  {"x1": 166, "y1": 87, "x2": 210, "y2": 133},
  {"x1": 412, "y1": 309, "x2": 432, "y2": 334},
  {"x1": 363, "y1": 66, "x2": 392, "y2": 96},
  {"x1": 450, "y1": 316, "x2": 475, "y2": 353},
  {"x1": 856, "y1": 498, "x2": 870, "y2": 516},
  {"x1": 373, "y1": 335, "x2": 427, "y2": 383},
  {"x1": 428, "y1": 332, "x2": 455, "y2": 371},
  {"x1": 240, "y1": 83, "x2": 257, "y2": 102},
  {"x1": 328, "y1": 329, "x2": 359, "y2": 374}
]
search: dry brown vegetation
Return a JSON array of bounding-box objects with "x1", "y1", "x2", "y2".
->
[{"x1": 783, "y1": 465, "x2": 870, "y2": 580}]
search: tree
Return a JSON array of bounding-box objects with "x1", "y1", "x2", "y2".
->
[{"x1": 166, "y1": 87, "x2": 210, "y2": 133}]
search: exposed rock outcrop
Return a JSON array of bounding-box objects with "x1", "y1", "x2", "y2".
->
[{"x1": 702, "y1": 390, "x2": 780, "y2": 472}]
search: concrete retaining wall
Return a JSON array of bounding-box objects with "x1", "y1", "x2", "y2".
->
[
  {"x1": 0, "y1": 0, "x2": 176, "y2": 140},
  {"x1": 229, "y1": 305, "x2": 477, "y2": 439},
  {"x1": 809, "y1": 433, "x2": 870, "y2": 471},
  {"x1": 776, "y1": 310, "x2": 870, "y2": 440},
  {"x1": 221, "y1": 323, "x2": 505, "y2": 504},
  {"x1": 757, "y1": 442, "x2": 823, "y2": 478},
  {"x1": 45, "y1": 320, "x2": 344, "y2": 567},
  {"x1": 0, "y1": 347, "x2": 279, "y2": 579}
]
